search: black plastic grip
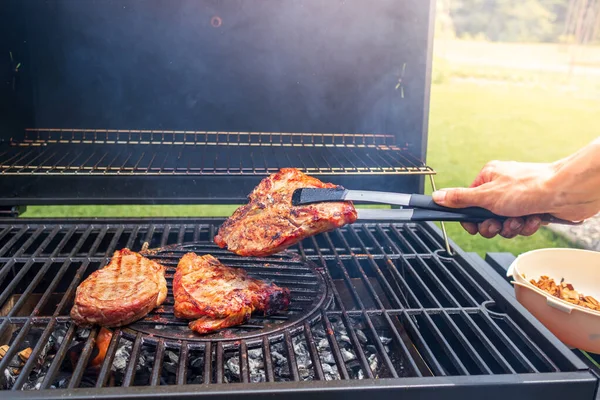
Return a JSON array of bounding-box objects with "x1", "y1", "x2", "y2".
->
[
  {"x1": 407, "y1": 194, "x2": 580, "y2": 225},
  {"x1": 409, "y1": 209, "x2": 506, "y2": 222},
  {"x1": 291, "y1": 188, "x2": 347, "y2": 206},
  {"x1": 408, "y1": 194, "x2": 508, "y2": 220}
]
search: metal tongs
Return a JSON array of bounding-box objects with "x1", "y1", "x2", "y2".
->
[{"x1": 291, "y1": 188, "x2": 581, "y2": 225}]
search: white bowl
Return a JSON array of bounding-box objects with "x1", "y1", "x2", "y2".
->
[{"x1": 507, "y1": 248, "x2": 600, "y2": 354}]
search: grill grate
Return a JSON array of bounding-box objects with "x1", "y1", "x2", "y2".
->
[
  {"x1": 0, "y1": 129, "x2": 433, "y2": 176},
  {"x1": 129, "y1": 243, "x2": 330, "y2": 342},
  {"x1": 0, "y1": 220, "x2": 590, "y2": 395}
]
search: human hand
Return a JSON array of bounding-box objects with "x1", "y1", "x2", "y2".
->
[{"x1": 431, "y1": 161, "x2": 561, "y2": 239}]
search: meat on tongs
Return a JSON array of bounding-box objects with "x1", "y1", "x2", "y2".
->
[{"x1": 214, "y1": 168, "x2": 357, "y2": 256}]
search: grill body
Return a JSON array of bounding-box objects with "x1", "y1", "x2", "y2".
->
[{"x1": 0, "y1": 219, "x2": 596, "y2": 399}]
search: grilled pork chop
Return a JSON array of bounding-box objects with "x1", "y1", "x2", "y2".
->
[
  {"x1": 70, "y1": 249, "x2": 168, "y2": 328},
  {"x1": 173, "y1": 253, "x2": 291, "y2": 334},
  {"x1": 214, "y1": 168, "x2": 357, "y2": 256}
]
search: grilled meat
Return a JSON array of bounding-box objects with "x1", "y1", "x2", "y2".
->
[
  {"x1": 173, "y1": 253, "x2": 291, "y2": 334},
  {"x1": 70, "y1": 249, "x2": 168, "y2": 328},
  {"x1": 214, "y1": 168, "x2": 357, "y2": 256}
]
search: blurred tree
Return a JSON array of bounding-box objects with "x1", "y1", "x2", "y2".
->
[
  {"x1": 449, "y1": 0, "x2": 572, "y2": 42},
  {"x1": 562, "y1": 0, "x2": 600, "y2": 44}
]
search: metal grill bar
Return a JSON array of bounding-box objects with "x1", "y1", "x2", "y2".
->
[
  {"x1": 47, "y1": 225, "x2": 78, "y2": 258},
  {"x1": 303, "y1": 321, "x2": 325, "y2": 381},
  {"x1": 96, "y1": 329, "x2": 123, "y2": 388},
  {"x1": 377, "y1": 257, "x2": 422, "y2": 309},
  {"x1": 362, "y1": 312, "x2": 398, "y2": 378},
  {"x1": 0, "y1": 322, "x2": 30, "y2": 378},
  {"x1": 11, "y1": 227, "x2": 45, "y2": 258},
  {"x1": 123, "y1": 333, "x2": 144, "y2": 387},
  {"x1": 126, "y1": 226, "x2": 141, "y2": 249},
  {"x1": 203, "y1": 342, "x2": 212, "y2": 384},
  {"x1": 262, "y1": 338, "x2": 274, "y2": 382},
  {"x1": 1, "y1": 141, "x2": 434, "y2": 176},
  {"x1": 340, "y1": 314, "x2": 373, "y2": 379},
  {"x1": 176, "y1": 343, "x2": 189, "y2": 385},
  {"x1": 21, "y1": 129, "x2": 401, "y2": 147},
  {"x1": 239, "y1": 342, "x2": 250, "y2": 383},
  {"x1": 106, "y1": 226, "x2": 125, "y2": 256},
  {"x1": 31, "y1": 261, "x2": 80, "y2": 315},
  {"x1": 413, "y1": 257, "x2": 461, "y2": 308},
  {"x1": 439, "y1": 311, "x2": 493, "y2": 374},
  {"x1": 0, "y1": 259, "x2": 16, "y2": 294},
  {"x1": 54, "y1": 260, "x2": 92, "y2": 316},
  {"x1": 87, "y1": 226, "x2": 110, "y2": 256},
  {"x1": 5, "y1": 260, "x2": 54, "y2": 317},
  {"x1": 350, "y1": 227, "x2": 408, "y2": 308},
  {"x1": 399, "y1": 258, "x2": 443, "y2": 308},
  {"x1": 0, "y1": 227, "x2": 28, "y2": 257},
  {"x1": 283, "y1": 332, "x2": 300, "y2": 381},
  {"x1": 11, "y1": 319, "x2": 57, "y2": 390},
  {"x1": 29, "y1": 226, "x2": 60, "y2": 257},
  {"x1": 388, "y1": 225, "x2": 418, "y2": 254},
  {"x1": 420, "y1": 312, "x2": 469, "y2": 375},
  {"x1": 501, "y1": 316, "x2": 559, "y2": 372},
  {"x1": 215, "y1": 343, "x2": 224, "y2": 384},
  {"x1": 459, "y1": 311, "x2": 516, "y2": 374},
  {"x1": 382, "y1": 312, "x2": 424, "y2": 377},
  {"x1": 427, "y1": 256, "x2": 481, "y2": 307},
  {"x1": 0, "y1": 260, "x2": 36, "y2": 308},
  {"x1": 150, "y1": 340, "x2": 166, "y2": 386},
  {"x1": 478, "y1": 311, "x2": 538, "y2": 373},
  {"x1": 399, "y1": 311, "x2": 446, "y2": 376},
  {"x1": 68, "y1": 327, "x2": 99, "y2": 389},
  {"x1": 320, "y1": 232, "x2": 367, "y2": 310},
  {"x1": 321, "y1": 312, "x2": 350, "y2": 380},
  {"x1": 40, "y1": 323, "x2": 77, "y2": 389}
]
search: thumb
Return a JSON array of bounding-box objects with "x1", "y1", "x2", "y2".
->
[{"x1": 432, "y1": 187, "x2": 482, "y2": 208}]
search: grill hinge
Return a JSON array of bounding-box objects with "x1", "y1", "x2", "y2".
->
[{"x1": 0, "y1": 205, "x2": 26, "y2": 217}]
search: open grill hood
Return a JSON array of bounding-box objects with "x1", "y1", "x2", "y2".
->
[{"x1": 0, "y1": 0, "x2": 434, "y2": 204}]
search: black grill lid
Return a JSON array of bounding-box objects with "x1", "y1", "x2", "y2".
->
[{"x1": 0, "y1": 0, "x2": 435, "y2": 205}]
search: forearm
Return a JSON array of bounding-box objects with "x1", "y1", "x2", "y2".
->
[{"x1": 545, "y1": 137, "x2": 600, "y2": 218}]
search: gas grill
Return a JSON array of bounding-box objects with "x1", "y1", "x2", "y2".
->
[{"x1": 0, "y1": 0, "x2": 598, "y2": 399}]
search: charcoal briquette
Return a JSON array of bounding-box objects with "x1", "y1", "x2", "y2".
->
[
  {"x1": 165, "y1": 350, "x2": 179, "y2": 364},
  {"x1": 190, "y1": 357, "x2": 204, "y2": 369},
  {"x1": 355, "y1": 330, "x2": 368, "y2": 344},
  {"x1": 341, "y1": 349, "x2": 356, "y2": 362},
  {"x1": 379, "y1": 336, "x2": 392, "y2": 345},
  {"x1": 366, "y1": 344, "x2": 377, "y2": 354}
]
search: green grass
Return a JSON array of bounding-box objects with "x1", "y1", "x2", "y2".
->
[
  {"x1": 22, "y1": 79, "x2": 600, "y2": 258},
  {"x1": 438, "y1": 63, "x2": 600, "y2": 94},
  {"x1": 23, "y1": 205, "x2": 240, "y2": 218},
  {"x1": 425, "y1": 80, "x2": 599, "y2": 256}
]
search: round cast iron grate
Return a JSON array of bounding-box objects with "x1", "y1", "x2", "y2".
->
[{"x1": 124, "y1": 243, "x2": 331, "y2": 342}]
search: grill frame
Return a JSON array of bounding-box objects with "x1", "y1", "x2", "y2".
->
[
  {"x1": 3, "y1": 129, "x2": 432, "y2": 176},
  {"x1": 0, "y1": 129, "x2": 432, "y2": 206},
  {"x1": 0, "y1": 218, "x2": 595, "y2": 399}
]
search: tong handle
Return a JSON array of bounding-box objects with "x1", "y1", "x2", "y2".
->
[
  {"x1": 408, "y1": 194, "x2": 505, "y2": 220},
  {"x1": 409, "y1": 194, "x2": 580, "y2": 226},
  {"x1": 409, "y1": 209, "x2": 504, "y2": 222}
]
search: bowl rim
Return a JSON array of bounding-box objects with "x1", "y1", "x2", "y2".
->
[{"x1": 509, "y1": 248, "x2": 600, "y2": 317}]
